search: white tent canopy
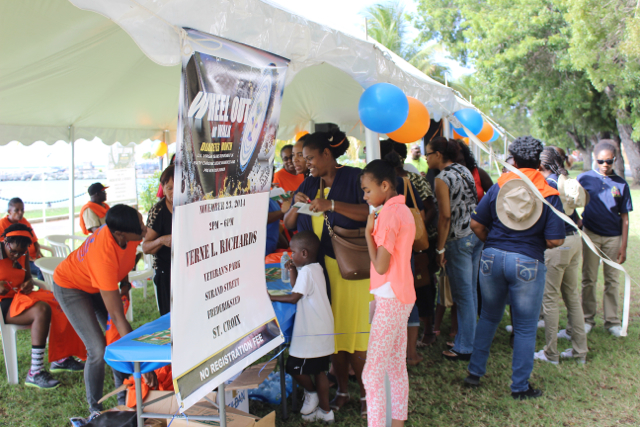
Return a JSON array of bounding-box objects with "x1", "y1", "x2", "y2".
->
[
  {"x1": 0, "y1": 0, "x2": 180, "y2": 146},
  {"x1": 0, "y1": 0, "x2": 472, "y2": 148}
]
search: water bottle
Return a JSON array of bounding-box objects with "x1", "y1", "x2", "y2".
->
[{"x1": 281, "y1": 253, "x2": 290, "y2": 283}]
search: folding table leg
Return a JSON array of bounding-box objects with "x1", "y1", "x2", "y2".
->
[
  {"x1": 279, "y1": 344, "x2": 288, "y2": 420},
  {"x1": 291, "y1": 377, "x2": 298, "y2": 412},
  {"x1": 135, "y1": 362, "x2": 143, "y2": 427},
  {"x1": 219, "y1": 383, "x2": 227, "y2": 427}
]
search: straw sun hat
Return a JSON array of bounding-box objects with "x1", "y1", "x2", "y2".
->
[{"x1": 496, "y1": 179, "x2": 543, "y2": 231}]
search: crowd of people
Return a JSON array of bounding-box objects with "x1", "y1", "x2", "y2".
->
[
  {"x1": 0, "y1": 128, "x2": 632, "y2": 426},
  {"x1": 272, "y1": 131, "x2": 631, "y2": 425}
]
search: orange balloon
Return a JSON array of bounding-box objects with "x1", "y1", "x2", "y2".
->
[
  {"x1": 476, "y1": 122, "x2": 494, "y2": 143},
  {"x1": 452, "y1": 130, "x2": 463, "y2": 140},
  {"x1": 294, "y1": 131, "x2": 309, "y2": 141},
  {"x1": 462, "y1": 137, "x2": 470, "y2": 145},
  {"x1": 387, "y1": 97, "x2": 430, "y2": 143}
]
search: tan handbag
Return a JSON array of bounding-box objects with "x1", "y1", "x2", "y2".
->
[
  {"x1": 403, "y1": 177, "x2": 429, "y2": 252},
  {"x1": 320, "y1": 180, "x2": 371, "y2": 280},
  {"x1": 438, "y1": 271, "x2": 454, "y2": 308}
]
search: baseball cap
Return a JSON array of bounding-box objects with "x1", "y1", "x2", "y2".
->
[{"x1": 87, "y1": 183, "x2": 109, "y2": 196}]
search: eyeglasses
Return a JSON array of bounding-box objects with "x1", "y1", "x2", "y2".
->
[
  {"x1": 425, "y1": 152, "x2": 436, "y2": 157},
  {"x1": 596, "y1": 158, "x2": 615, "y2": 165}
]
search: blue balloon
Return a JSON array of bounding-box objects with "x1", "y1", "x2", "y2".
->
[
  {"x1": 489, "y1": 128, "x2": 500, "y2": 143},
  {"x1": 359, "y1": 83, "x2": 409, "y2": 134},
  {"x1": 452, "y1": 108, "x2": 484, "y2": 137}
]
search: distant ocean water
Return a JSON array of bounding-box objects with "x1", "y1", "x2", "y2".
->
[{"x1": 0, "y1": 179, "x2": 148, "y2": 209}]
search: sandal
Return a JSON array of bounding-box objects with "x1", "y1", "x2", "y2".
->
[
  {"x1": 418, "y1": 332, "x2": 437, "y2": 347},
  {"x1": 443, "y1": 349, "x2": 471, "y2": 361},
  {"x1": 446, "y1": 341, "x2": 455, "y2": 349},
  {"x1": 360, "y1": 397, "x2": 367, "y2": 420},
  {"x1": 329, "y1": 391, "x2": 350, "y2": 411}
]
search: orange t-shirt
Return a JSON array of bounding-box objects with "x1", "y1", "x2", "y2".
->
[
  {"x1": 54, "y1": 225, "x2": 139, "y2": 294},
  {"x1": 0, "y1": 216, "x2": 39, "y2": 260},
  {"x1": 370, "y1": 195, "x2": 417, "y2": 305},
  {"x1": 272, "y1": 169, "x2": 304, "y2": 192},
  {"x1": 0, "y1": 251, "x2": 26, "y2": 301}
]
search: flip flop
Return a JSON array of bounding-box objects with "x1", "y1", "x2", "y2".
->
[
  {"x1": 329, "y1": 392, "x2": 350, "y2": 411},
  {"x1": 443, "y1": 349, "x2": 471, "y2": 361}
]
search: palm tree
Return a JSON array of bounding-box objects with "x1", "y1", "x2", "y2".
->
[{"x1": 362, "y1": 1, "x2": 450, "y2": 80}]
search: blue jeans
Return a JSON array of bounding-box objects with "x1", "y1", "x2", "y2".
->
[
  {"x1": 468, "y1": 248, "x2": 547, "y2": 393},
  {"x1": 30, "y1": 261, "x2": 44, "y2": 281},
  {"x1": 444, "y1": 233, "x2": 483, "y2": 354}
]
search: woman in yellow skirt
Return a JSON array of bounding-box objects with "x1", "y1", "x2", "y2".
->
[{"x1": 284, "y1": 128, "x2": 371, "y2": 418}]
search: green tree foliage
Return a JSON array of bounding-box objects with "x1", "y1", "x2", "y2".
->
[
  {"x1": 363, "y1": 1, "x2": 450, "y2": 82},
  {"x1": 565, "y1": 0, "x2": 640, "y2": 181},
  {"x1": 139, "y1": 171, "x2": 161, "y2": 213},
  {"x1": 413, "y1": 0, "x2": 618, "y2": 171}
]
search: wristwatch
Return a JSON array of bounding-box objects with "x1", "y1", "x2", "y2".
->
[
  {"x1": 331, "y1": 200, "x2": 335, "y2": 212},
  {"x1": 435, "y1": 248, "x2": 445, "y2": 255}
]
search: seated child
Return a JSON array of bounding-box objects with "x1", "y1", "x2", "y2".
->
[{"x1": 269, "y1": 231, "x2": 335, "y2": 423}]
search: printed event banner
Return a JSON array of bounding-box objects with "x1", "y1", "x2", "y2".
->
[{"x1": 172, "y1": 29, "x2": 289, "y2": 410}]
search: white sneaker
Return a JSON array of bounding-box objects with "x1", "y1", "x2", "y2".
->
[
  {"x1": 300, "y1": 390, "x2": 319, "y2": 415},
  {"x1": 608, "y1": 326, "x2": 623, "y2": 337},
  {"x1": 560, "y1": 348, "x2": 586, "y2": 364},
  {"x1": 557, "y1": 329, "x2": 572, "y2": 340},
  {"x1": 537, "y1": 320, "x2": 546, "y2": 329},
  {"x1": 533, "y1": 349, "x2": 559, "y2": 365},
  {"x1": 584, "y1": 324, "x2": 592, "y2": 334},
  {"x1": 301, "y1": 408, "x2": 335, "y2": 423},
  {"x1": 506, "y1": 325, "x2": 513, "y2": 333}
]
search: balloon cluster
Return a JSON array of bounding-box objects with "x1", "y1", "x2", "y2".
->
[
  {"x1": 358, "y1": 83, "x2": 431, "y2": 143},
  {"x1": 451, "y1": 109, "x2": 500, "y2": 143}
]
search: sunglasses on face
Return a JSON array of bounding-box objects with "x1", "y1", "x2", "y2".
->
[{"x1": 597, "y1": 158, "x2": 615, "y2": 165}]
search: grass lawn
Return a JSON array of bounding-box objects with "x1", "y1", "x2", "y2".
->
[
  {"x1": 23, "y1": 206, "x2": 82, "y2": 220},
  {"x1": 2, "y1": 189, "x2": 640, "y2": 426}
]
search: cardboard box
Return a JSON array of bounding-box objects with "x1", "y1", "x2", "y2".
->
[{"x1": 137, "y1": 391, "x2": 274, "y2": 427}]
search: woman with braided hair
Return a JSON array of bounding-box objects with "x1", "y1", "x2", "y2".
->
[
  {"x1": 532, "y1": 146, "x2": 589, "y2": 365},
  {"x1": 0, "y1": 224, "x2": 85, "y2": 389}
]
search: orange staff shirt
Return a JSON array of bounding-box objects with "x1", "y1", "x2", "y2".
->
[
  {"x1": 0, "y1": 252, "x2": 26, "y2": 301},
  {"x1": 0, "y1": 216, "x2": 39, "y2": 260},
  {"x1": 272, "y1": 168, "x2": 304, "y2": 193},
  {"x1": 54, "y1": 225, "x2": 139, "y2": 294}
]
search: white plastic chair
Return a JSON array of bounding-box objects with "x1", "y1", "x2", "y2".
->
[
  {"x1": 34, "y1": 257, "x2": 65, "y2": 290},
  {"x1": 45, "y1": 235, "x2": 86, "y2": 258},
  {"x1": 1, "y1": 279, "x2": 49, "y2": 385},
  {"x1": 129, "y1": 253, "x2": 155, "y2": 300},
  {"x1": 39, "y1": 245, "x2": 54, "y2": 257}
]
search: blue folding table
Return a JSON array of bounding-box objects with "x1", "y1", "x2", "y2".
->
[{"x1": 104, "y1": 269, "x2": 297, "y2": 425}]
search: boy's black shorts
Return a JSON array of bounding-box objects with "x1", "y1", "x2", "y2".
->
[{"x1": 286, "y1": 355, "x2": 330, "y2": 376}]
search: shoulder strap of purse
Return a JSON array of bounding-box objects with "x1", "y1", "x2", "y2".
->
[
  {"x1": 449, "y1": 164, "x2": 478, "y2": 205},
  {"x1": 403, "y1": 177, "x2": 418, "y2": 208}
]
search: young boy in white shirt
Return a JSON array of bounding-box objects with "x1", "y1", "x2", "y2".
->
[{"x1": 269, "y1": 231, "x2": 335, "y2": 423}]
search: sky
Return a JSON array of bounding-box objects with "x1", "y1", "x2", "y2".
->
[{"x1": 0, "y1": 0, "x2": 472, "y2": 170}]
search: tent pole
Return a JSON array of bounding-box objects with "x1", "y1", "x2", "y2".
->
[
  {"x1": 308, "y1": 120, "x2": 315, "y2": 133},
  {"x1": 443, "y1": 117, "x2": 451, "y2": 139},
  {"x1": 69, "y1": 126, "x2": 75, "y2": 236},
  {"x1": 365, "y1": 128, "x2": 379, "y2": 163}
]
